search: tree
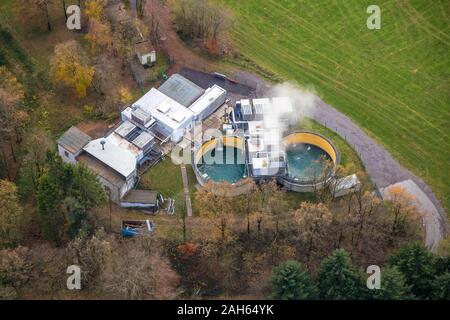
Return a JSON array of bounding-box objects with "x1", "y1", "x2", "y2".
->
[
  {"x1": 388, "y1": 242, "x2": 436, "y2": 299},
  {"x1": 50, "y1": 40, "x2": 95, "y2": 98},
  {"x1": 271, "y1": 260, "x2": 317, "y2": 300},
  {"x1": 384, "y1": 186, "x2": 422, "y2": 245},
  {"x1": 36, "y1": 173, "x2": 65, "y2": 244},
  {"x1": 318, "y1": 249, "x2": 364, "y2": 300},
  {"x1": 195, "y1": 181, "x2": 235, "y2": 243},
  {"x1": 0, "y1": 67, "x2": 24, "y2": 115},
  {"x1": 346, "y1": 190, "x2": 383, "y2": 257},
  {"x1": 37, "y1": 153, "x2": 107, "y2": 243},
  {"x1": 0, "y1": 67, "x2": 27, "y2": 166},
  {"x1": 0, "y1": 246, "x2": 31, "y2": 294},
  {"x1": 14, "y1": 0, "x2": 54, "y2": 32},
  {"x1": 118, "y1": 86, "x2": 133, "y2": 105},
  {"x1": 17, "y1": 129, "x2": 54, "y2": 199},
  {"x1": 258, "y1": 179, "x2": 288, "y2": 235},
  {"x1": 368, "y1": 266, "x2": 412, "y2": 300},
  {"x1": 0, "y1": 180, "x2": 27, "y2": 248},
  {"x1": 174, "y1": 0, "x2": 232, "y2": 45},
  {"x1": 101, "y1": 237, "x2": 179, "y2": 299},
  {"x1": 294, "y1": 202, "x2": 332, "y2": 268},
  {"x1": 234, "y1": 178, "x2": 258, "y2": 237},
  {"x1": 436, "y1": 236, "x2": 450, "y2": 258},
  {"x1": 431, "y1": 272, "x2": 450, "y2": 300},
  {"x1": 36, "y1": 0, "x2": 53, "y2": 31},
  {"x1": 66, "y1": 228, "x2": 111, "y2": 288},
  {"x1": 84, "y1": 0, "x2": 107, "y2": 21},
  {"x1": 85, "y1": 19, "x2": 113, "y2": 54}
]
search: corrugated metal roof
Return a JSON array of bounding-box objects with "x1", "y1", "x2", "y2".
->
[
  {"x1": 58, "y1": 127, "x2": 92, "y2": 154},
  {"x1": 158, "y1": 74, "x2": 204, "y2": 107},
  {"x1": 122, "y1": 189, "x2": 158, "y2": 204}
]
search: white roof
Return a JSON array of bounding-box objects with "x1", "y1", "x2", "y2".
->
[
  {"x1": 247, "y1": 137, "x2": 265, "y2": 153},
  {"x1": 189, "y1": 85, "x2": 226, "y2": 116},
  {"x1": 115, "y1": 121, "x2": 136, "y2": 137},
  {"x1": 132, "y1": 88, "x2": 167, "y2": 114},
  {"x1": 252, "y1": 157, "x2": 269, "y2": 169},
  {"x1": 126, "y1": 88, "x2": 194, "y2": 131},
  {"x1": 132, "y1": 131, "x2": 154, "y2": 149},
  {"x1": 270, "y1": 97, "x2": 293, "y2": 114},
  {"x1": 248, "y1": 121, "x2": 264, "y2": 135},
  {"x1": 83, "y1": 133, "x2": 140, "y2": 178},
  {"x1": 157, "y1": 102, "x2": 171, "y2": 114}
]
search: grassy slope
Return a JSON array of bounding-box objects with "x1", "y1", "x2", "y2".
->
[{"x1": 222, "y1": 0, "x2": 450, "y2": 212}]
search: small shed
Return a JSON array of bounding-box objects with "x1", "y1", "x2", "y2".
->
[
  {"x1": 135, "y1": 41, "x2": 156, "y2": 66},
  {"x1": 58, "y1": 126, "x2": 92, "y2": 164}
]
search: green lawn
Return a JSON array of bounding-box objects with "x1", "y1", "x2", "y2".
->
[
  {"x1": 139, "y1": 157, "x2": 184, "y2": 197},
  {"x1": 138, "y1": 157, "x2": 199, "y2": 214},
  {"x1": 222, "y1": 0, "x2": 450, "y2": 212}
]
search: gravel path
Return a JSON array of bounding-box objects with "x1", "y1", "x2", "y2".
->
[{"x1": 234, "y1": 70, "x2": 447, "y2": 250}]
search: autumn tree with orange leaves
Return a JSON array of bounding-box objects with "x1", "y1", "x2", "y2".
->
[{"x1": 50, "y1": 40, "x2": 95, "y2": 98}]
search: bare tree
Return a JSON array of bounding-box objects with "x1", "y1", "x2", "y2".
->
[{"x1": 174, "y1": 0, "x2": 232, "y2": 45}]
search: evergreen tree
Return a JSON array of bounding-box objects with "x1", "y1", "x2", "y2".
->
[
  {"x1": 368, "y1": 266, "x2": 412, "y2": 300},
  {"x1": 431, "y1": 272, "x2": 450, "y2": 300},
  {"x1": 36, "y1": 174, "x2": 65, "y2": 244},
  {"x1": 318, "y1": 249, "x2": 364, "y2": 300},
  {"x1": 271, "y1": 260, "x2": 317, "y2": 300},
  {"x1": 37, "y1": 153, "x2": 106, "y2": 243},
  {"x1": 388, "y1": 242, "x2": 435, "y2": 299}
]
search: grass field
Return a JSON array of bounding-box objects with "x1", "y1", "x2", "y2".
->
[{"x1": 222, "y1": 0, "x2": 450, "y2": 212}]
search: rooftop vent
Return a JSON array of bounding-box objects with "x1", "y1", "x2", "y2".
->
[{"x1": 100, "y1": 139, "x2": 106, "y2": 150}]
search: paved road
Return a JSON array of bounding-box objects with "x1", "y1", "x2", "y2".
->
[{"x1": 234, "y1": 70, "x2": 447, "y2": 250}]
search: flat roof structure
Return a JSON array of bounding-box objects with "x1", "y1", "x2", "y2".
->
[
  {"x1": 158, "y1": 74, "x2": 204, "y2": 107},
  {"x1": 83, "y1": 133, "x2": 140, "y2": 178},
  {"x1": 57, "y1": 126, "x2": 92, "y2": 154},
  {"x1": 115, "y1": 121, "x2": 137, "y2": 138},
  {"x1": 126, "y1": 88, "x2": 195, "y2": 131},
  {"x1": 248, "y1": 121, "x2": 264, "y2": 136},
  {"x1": 132, "y1": 131, "x2": 154, "y2": 149},
  {"x1": 121, "y1": 189, "x2": 159, "y2": 204},
  {"x1": 189, "y1": 84, "x2": 226, "y2": 116}
]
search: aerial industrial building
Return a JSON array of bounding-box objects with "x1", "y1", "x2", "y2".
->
[{"x1": 58, "y1": 73, "x2": 227, "y2": 204}]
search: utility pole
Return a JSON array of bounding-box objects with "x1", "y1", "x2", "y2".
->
[{"x1": 108, "y1": 190, "x2": 113, "y2": 231}]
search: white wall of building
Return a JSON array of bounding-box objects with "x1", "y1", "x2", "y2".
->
[{"x1": 58, "y1": 145, "x2": 78, "y2": 165}]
